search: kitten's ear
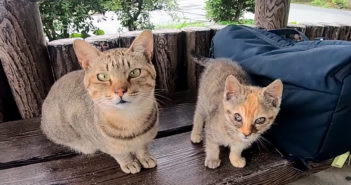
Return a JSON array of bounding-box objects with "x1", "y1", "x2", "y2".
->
[
  {"x1": 263, "y1": 79, "x2": 283, "y2": 108},
  {"x1": 73, "y1": 39, "x2": 101, "y2": 69},
  {"x1": 224, "y1": 75, "x2": 241, "y2": 100},
  {"x1": 129, "y1": 30, "x2": 154, "y2": 60}
]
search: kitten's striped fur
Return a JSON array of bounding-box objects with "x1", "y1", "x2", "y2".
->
[{"x1": 41, "y1": 30, "x2": 158, "y2": 174}]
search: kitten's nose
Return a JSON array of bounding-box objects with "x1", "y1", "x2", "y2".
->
[{"x1": 115, "y1": 86, "x2": 127, "y2": 97}]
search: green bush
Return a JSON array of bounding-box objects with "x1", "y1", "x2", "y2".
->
[
  {"x1": 105, "y1": 0, "x2": 178, "y2": 31},
  {"x1": 311, "y1": 0, "x2": 348, "y2": 8},
  {"x1": 205, "y1": 0, "x2": 255, "y2": 22},
  {"x1": 39, "y1": 0, "x2": 107, "y2": 41},
  {"x1": 332, "y1": 0, "x2": 348, "y2": 8},
  {"x1": 39, "y1": 0, "x2": 177, "y2": 41}
]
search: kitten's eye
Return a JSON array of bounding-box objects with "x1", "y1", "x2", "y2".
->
[
  {"x1": 255, "y1": 117, "x2": 266, "y2": 125},
  {"x1": 97, "y1": 73, "x2": 110, "y2": 81},
  {"x1": 129, "y1": 68, "x2": 141, "y2": 78},
  {"x1": 234, "y1": 113, "x2": 242, "y2": 122}
]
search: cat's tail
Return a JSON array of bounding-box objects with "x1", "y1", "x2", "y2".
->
[{"x1": 191, "y1": 54, "x2": 215, "y2": 67}]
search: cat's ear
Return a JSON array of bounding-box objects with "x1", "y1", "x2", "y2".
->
[
  {"x1": 224, "y1": 75, "x2": 241, "y2": 100},
  {"x1": 73, "y1": 39, "x2": 101, "y2": 69},
  {"x1": 129, "y1": 30, "x2": 154, "y2": 60},
  {"x1": 263, "y1": 79, "x2": 283, "y2": 108}
]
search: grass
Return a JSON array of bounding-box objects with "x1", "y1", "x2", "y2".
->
[
  {"x1": 218, "y1": 19, "x2": 254, "y2": 26},
  {"x1": 292, "y1": 0, "x2": 350, "y2": 9},
  {"x1": 155, "y1": 21, "x2": 206, "y2": 30}
]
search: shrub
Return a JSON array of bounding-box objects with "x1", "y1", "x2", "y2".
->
[
  {"x1": 205, "y1": 0, "x2": 255, "y2": 22},
  {"x1": 39, "y1": 0, "x2": 107, "y2": 41},
  {"x1": 105, "y1": 0, "x2": 178, "y2": 31}
]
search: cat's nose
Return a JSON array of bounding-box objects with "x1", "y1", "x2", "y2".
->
[
  {"x1": 242, "y1": 132, "x2": 251, "y2": 138},
  {"x1": 115, "y1": 87, "x2": 127, "y2": 97}
]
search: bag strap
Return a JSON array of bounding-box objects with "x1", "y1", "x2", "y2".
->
[{"x1": 268, "y1": 28, "x2": 309, "y2": 41}]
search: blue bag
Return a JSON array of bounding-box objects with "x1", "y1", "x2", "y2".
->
[{"x1": 212, "y1": 25, "x2": 351, "y2": 163}]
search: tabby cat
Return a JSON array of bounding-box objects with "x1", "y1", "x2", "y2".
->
[
  {"x1": 41, "y1": 30, "x2": 158, "y2": 174},
  {"x1": 191, "y1": 58, "x2": 283, "y2": 169}
]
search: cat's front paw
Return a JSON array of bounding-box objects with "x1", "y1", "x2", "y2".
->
[
  {"x1": 138, "y1": 154, "x2": 157, "y2": 169},
  {"x1": 120, "y1": 160, "x2": 141, "y2": 174},
  {"x1": 191, "y1": 132, "x2": 203, "y2": 143},
  {"x1": 205, "y1": 158, "x2": 221, "y2": 169},
  {"x1": 230, "y1": 156, "x2": 246, "y2": 168}
]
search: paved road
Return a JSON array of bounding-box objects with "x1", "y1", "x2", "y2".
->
[
  {"x1": 289, "y1": 4, "x2": 351, "y2": 25},
  {"x1": 91, "y1": 2, "x2": 351, "y2": 35}
]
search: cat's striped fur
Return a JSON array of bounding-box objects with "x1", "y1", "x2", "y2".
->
[{"x1": 41, "y1": 30, "x2": 158, "y2": 174}]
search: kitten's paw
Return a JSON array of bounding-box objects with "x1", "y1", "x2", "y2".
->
[
  {"x1": 138, "y1": 155, "x2": 157, "y2": 169},
  {"x1": 230, "y1": 157, "x2": 246, "y2": 168},
  {"x1": 121, "y1": 160, "x2": 141, "y2": 174},
  {"x1": 205, "y1": 158, "x2": 221, "y2": 169},
  {"x1": 191, "y1": 132, "x2": 203, "y2": 143}
]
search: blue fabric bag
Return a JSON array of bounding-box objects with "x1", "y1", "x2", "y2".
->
[{"x1": 212, "y1": 25, "x2": 351, "y2": 162}]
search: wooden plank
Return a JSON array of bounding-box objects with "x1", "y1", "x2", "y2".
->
[
  {"x1": 153, "y1": 29, "x2": 186, "y2": 93},
  {"x1": 0, "y1": 0, "x2": 53, "y2": 119},
  {"x1": 0, "y1": 92, "x2": 196, "y2": 168},
  {"x1": 183, "y1": 27, "x2": 212, "y2": 92},
  {"x1": 255, "y1": 0, "x2": 291, "y2": 30},
  {"x1": 303, "y1": 23, "x2": 325, "y2": 40},
  {"x1": 0, "y1": 132, "x2": 330, "y2": 185}
]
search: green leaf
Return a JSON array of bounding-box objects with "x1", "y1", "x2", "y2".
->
[
  {"x1": 69, "y1": 33, "x2": 82, "y2": 38},
  {"x1": 93, "y1": 29, "x2": 105, "y2": 35}
]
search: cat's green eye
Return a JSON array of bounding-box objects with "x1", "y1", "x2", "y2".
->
[
  {"x1": 129, "y1": 68, "x2": 141, "y2": 78},
  {"x1": 234, "y1": 113, "x2": 242, "y2": 122},
  {"x1": 255, "y1": 117, "x2": 266, "y2": 125},
  {"x1": 97, "y1": 73, "x2": 110, "y2": 81}
]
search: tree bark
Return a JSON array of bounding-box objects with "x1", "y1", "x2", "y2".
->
[
  {"x1": 255, "y1": 0, "x2": 291, "y2": 30},
  {"x1": 0, "y1": 0, "x2": 53, "y2": 119}
]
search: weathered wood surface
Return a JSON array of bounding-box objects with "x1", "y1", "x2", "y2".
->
[
  {"x1": 0, "y1": 0, "x2": 53, "y2": 119},
  {"x1": 0, "y1": 131, "x2": 330, "y2": 185},
  {"x1": 255, "y1": 0, "x2": 291, "y2": 30},
  {"x1": 153, "y1": 30, "x2": 186, "y2": 93},
  {"x1": 0, "y1": 92, "x2": 196, "y2": 168},
  {"x1": 183, "y1": 27, "x2": 212, "y2": 92}
]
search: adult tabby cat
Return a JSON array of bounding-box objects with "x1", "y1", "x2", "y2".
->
[
  {"x1": 41, "y1": 30, "x2": 158, "y2": 174},
  {"x1": 191, "y1": 58, "x2": 283, "y2": 169}
]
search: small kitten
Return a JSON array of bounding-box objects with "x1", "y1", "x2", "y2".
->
[
  {"x1": 41, "y1": 30, "x2": 158, "y2": 174},
  {"x1": 191, "y1": 58, "x2": 283, "y2": 169}
]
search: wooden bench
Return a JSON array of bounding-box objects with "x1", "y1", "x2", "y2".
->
[{"x1": 0, "y1": 92, "x2": 330, "y2": 185}]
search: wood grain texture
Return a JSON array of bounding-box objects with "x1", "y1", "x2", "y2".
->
[
  {"x1": 255, "y1": 0, "x2": 291, "y2": 30},
  {"x1": 0, "y1": 92, "x2": 196, "y2": 169},
  {"x1": 153, "y1": 30, "x2": 185, "y2": 93},
  {"x1": 183, "y1": 27, "x2": 212, "y2": 92},
  {"x1": 0, "y1": 0, "x2": 53, "y2": 119},
  {"x1": 47, "y1": 38, "x2": 80, "y2": 80},
  {"x1": 0, "y1": 132, "x2": 330, "y2": 185}
]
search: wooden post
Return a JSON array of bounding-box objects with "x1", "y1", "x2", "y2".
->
[
  {"x1": 153, "y1": 30, "x2": 185, "y2": 93},
  {"x1": 0, "y1": 0, "x2": 53, "y2": 119},
  {"x1": 183, "y1": 27, "x2": 212, "y2": 92},
  {"x1": 255, "y1": 0, "x2": 291, "y2": 30}
]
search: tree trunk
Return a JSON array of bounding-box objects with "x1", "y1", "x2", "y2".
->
[
  {"x1": 255, "y1": 0, "x2": 291, "y2": 30},
  {"x1": 0, "y1": 0, "x2": 53, "y2": 119}
]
